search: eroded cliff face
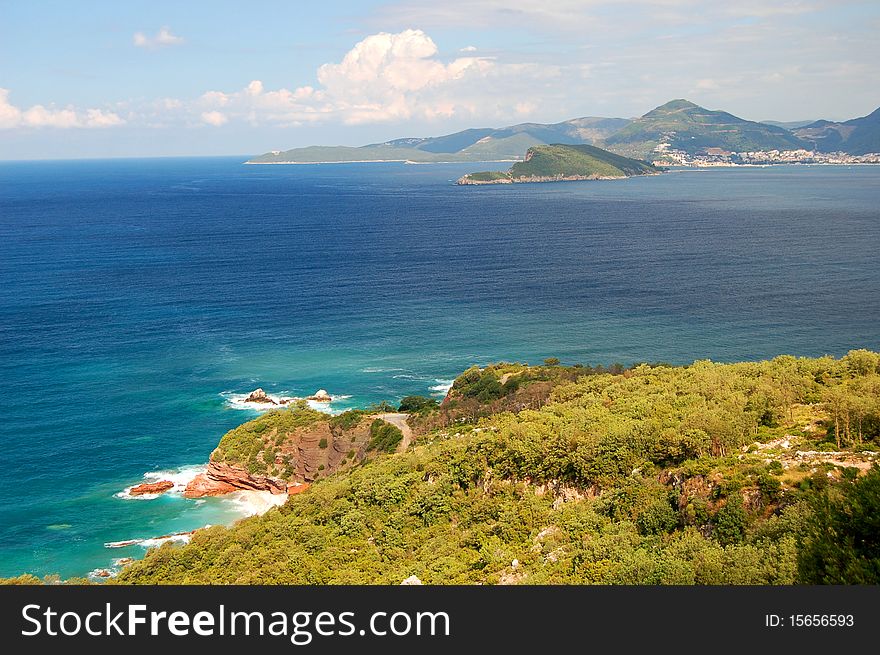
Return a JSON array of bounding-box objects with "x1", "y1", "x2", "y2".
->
[
  {"x1": 184, "y1": 461, "x2": 286, "y2": 498},
  {"x1": 185, "y1": 413, "x2": 375, "y2": 497}
]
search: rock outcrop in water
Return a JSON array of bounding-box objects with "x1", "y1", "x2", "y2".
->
[
  {"x1": 244, "y1": 388, "x2": 276, "y2": 404},
  {"x1": 129, "y1": 480, "x2": 174, "y2": 496}
]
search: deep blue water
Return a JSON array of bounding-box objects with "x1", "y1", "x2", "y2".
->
[{"x1": 1, "y1": 158, "x2": 878, "y2": 578}]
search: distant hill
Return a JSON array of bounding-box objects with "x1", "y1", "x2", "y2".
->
[
  {"x1": 247, "y1": 99, "x2": 880, "y2": 165},
  {"x1": 246, "y1": 117, "x2": 630, "y2": 164},
  {"x1": 604, "y1": 99, "x2": 808, "y2": 159},
  {"x1": 458, "y1": 144, "x2": 658, "y2": 184},
  {"x1": 793, "y1": 107, "x2": 880, "y2": 155}
]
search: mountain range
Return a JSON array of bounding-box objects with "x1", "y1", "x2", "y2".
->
[
  {"x1": 792, "y1": 107, "x2": 880, "y2": 155},
  {"x1": 247, "y1": 100, "x2": 880, "y2": 164}
]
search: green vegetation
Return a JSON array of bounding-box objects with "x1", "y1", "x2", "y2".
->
[
  {"x1": 368, "y1": 419, "x2": 404, "y2": 453},
  {"x1": 510, "y1": 144, "x2": 657, "y2": 178},
  {"x1": 460, "y1": 144, "x2": 657, "y2": 184},
  {"x1": 112, "y1": 350, "x2": 880, "y2": 585},
  {"x1": 798, "y1": 467, "x2": 880, "y2": 583},
  {"x1": 605, "y1": 99, "x2": 808, "y2": 159},
  {"x1": 213, "y1": 406, "x2": 325, "y2": 474},
  {"x1": 461, "y1": 171, "x2": 511, "y2": 183},
  {"x1": 329, "y1": 410, "x2": 365, "y2": 431},
  {"x1": 398, "y1": 396, "x2": 438, "y2": 413}
]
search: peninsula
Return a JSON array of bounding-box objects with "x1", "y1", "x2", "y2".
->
[{"x1": 79, "y1": 350, "x2": 880, "y2": 586}]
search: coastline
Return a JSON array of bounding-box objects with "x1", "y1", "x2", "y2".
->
[{"x1": 244, "y1": 158, "x2": 521, "y2": 165}]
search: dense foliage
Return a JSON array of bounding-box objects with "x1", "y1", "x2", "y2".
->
[
  {"x1": 368, "y1": 419, "x2": 404, "y2": 453},
  {"x1": 112, "y1": 351, "x2": 880, "y2": 585}
]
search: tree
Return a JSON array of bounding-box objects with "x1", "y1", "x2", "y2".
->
[{"x1": 798, "y1": 466, "x2": 880, "y2": 584}]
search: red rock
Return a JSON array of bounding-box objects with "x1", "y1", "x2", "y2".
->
[
  {"x1": 129, "y1": 480, "x2": 174, "y2": 496},
  {"x1": 203, "y1": 461, "x2": 288, "y2": 495},
  {"x1": 183, "y1": 462, "x2": 287, "y2": 498},
  {"x1": 183, "y1": 474, "x2": 238, "y2": 498},
  {"x1": 287, "y1": 482, "x2": 310, "y2": 495}
]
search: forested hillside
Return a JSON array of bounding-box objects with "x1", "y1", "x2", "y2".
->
[{"x1": 103, "y1": 351, "x2": 880, "y2": 585}]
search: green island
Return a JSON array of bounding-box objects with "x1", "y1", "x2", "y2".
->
[
  {"x1": 9, "y1": 350, "x2": 880, "y2": 585},
  {"x1": 458, "y1": 144, "x2": 660, "y2": 185}
]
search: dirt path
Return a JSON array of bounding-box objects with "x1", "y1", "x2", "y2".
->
[{"x1": 368, "y1": 412, "x2": 414, "y2": 452}]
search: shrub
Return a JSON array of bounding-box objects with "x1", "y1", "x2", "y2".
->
[
  {"x1": 369, "y1": 419, "x2": 403, "y2": 453},
  {"x1": 713, "y1": 495, "x2": 747, "y2": 545},
  {"x1": 329, "y1": 411, "x2": 363, "y2": 431},
  {"x1": 398, "y1": 396, "x2": 438, "y2": 413}
]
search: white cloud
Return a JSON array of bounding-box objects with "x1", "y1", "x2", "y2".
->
[
  {"x1": 0, "y1": 89, "x2": 23, "y2": 128},
  {"x1": 460, "y1": 45, "x2": 477, "y2": 52},
  {"x1": 0, "y1": 88, "x2": 125, "y2": 130},
  {"x1": 133, "y1": 26, "x2": 184, "y2": 49},
  {"x1": 312, "y1": 29, "x2": 493, "y2": 123},
  {"x1": 84, "y1": 108, "x2": 126, "y2": 127},
  {"x1": 201, "y1": 111, "x2": 228, "y2": 126},
  {"x1": 22, "y1": 105, "x2": 80, "y2": 128},
  {"x1": 200, "y1": 90, "x2": 230, "y2": 106},
  {"x1": 157, "y1": 30, "x2": 515, "y2": 128}
]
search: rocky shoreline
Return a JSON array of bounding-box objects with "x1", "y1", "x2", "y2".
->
[
  {"x1": 183, "y1": 461, "x2": 292, "y2": 497},
  {"x1": 241, "y1": 387, "x2": 333, "y2": 406},
  {"x1": 457, "y1": 172, "x2": 658, "y2": 185}
]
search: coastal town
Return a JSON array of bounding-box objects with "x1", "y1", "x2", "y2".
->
[{"x1": 653, "y1": 143, "x2": 880, "y2": 167}]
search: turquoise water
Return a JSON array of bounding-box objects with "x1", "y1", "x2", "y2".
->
[{"x1": 0, "y1": 158, "x2": 878, "y2": 578}]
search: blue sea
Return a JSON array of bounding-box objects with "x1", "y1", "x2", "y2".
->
[{"x1": 0, "y1": 158, "x2": 878, "y2": 579}]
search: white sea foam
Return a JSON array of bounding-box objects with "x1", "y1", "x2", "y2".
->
[
  {"x1": 360, "y1": 367, "x2": 407, "y2": 374},
  {"x1": 221, "y1": 490, "x2": 288, "y2": 517},
  {"x1": 104, "y1": 526, "x2": 210, "y2": 550},
  {"x1": 137, "y1": 533, "x2": 196, "y2": 548},
  {"x1": 115, "y1": 464, "x2": 206, "y2": 499},
  {"x1": 430, "y1": 379, "x2": 454, "y2": 396},
  {"x1": 222, "y1": 390, "x2": 298, "y2": 411},
  {"x1": 88, "y1": 567, "x2": 118, "y2": 580},
  {"x1": 223, "y1": 390, "x2": 348, "y2": 412}
]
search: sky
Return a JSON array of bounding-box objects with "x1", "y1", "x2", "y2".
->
[{"x1": 1, "y1": 0, "x2": 878, "y2": 159}]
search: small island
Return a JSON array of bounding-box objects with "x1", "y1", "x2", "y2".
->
[{"x1": 457, "y1": 143, "x2": 661, "y2": 185}]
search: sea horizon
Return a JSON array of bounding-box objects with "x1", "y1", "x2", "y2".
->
[{"x1": 1, "y1": 157, "x2": 879, "y2": 579}]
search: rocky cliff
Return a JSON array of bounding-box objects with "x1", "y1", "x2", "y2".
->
[{"x1": 184, "y1": 408, "x2": 384, "y2": 497}]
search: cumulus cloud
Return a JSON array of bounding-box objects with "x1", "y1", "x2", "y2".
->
[
  {"x1": 313, "y1": 29, "x2": 493, "y2": 123},
  {"x1": 0, "y1": 89, "x2": 23, "y2": 128},
  {"x1": 0, "y1": 88, "x2": 125, "y2": 129},
  {"x1": 200, "y1": 111, "x2": 228, "y2": 126},
  {"x1": 155, "y1": 30, "x2": 511, "y2": 128},
  {"x1": 133, "y1": 26, "x2": 184, "y2": 49}
]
